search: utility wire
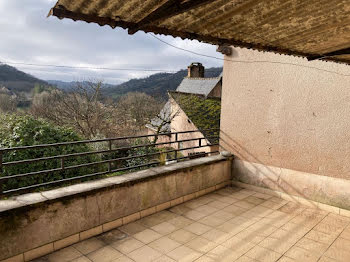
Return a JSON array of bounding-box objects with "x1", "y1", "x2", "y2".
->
[
  {"x1": 0, "y1": 61, "x2": 177, "y2": 73},
  {"x1": 149, "y1": 33, "x2": 350, "y2": 77}
]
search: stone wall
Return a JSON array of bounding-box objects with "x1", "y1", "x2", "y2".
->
[{"x1": 0, "y1": 155, "x2": 231, "y2": 262}]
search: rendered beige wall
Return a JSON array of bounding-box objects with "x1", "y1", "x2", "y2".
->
[{"x1": 220, "y1": 47, "x2": 350, "y2": 180}]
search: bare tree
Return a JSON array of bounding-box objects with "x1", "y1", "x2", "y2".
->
[
  {"x1": 115, "y1": 92, "x2": 163, "y2": 134},
  {"x1": 31, "y1": 81, "x2": 117, "y2": 139},
  {"x1": 0, "y1": 93, "x2": 17, "y2": 113},
  {"x1": 148, "y1": 100, "x2": 180, "y2": 143}
]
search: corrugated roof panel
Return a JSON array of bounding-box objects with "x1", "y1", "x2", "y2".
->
[{"x1": 50, "y1": 0, "x2": 350, "y2": 64}]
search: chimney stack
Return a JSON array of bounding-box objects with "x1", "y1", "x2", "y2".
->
[{"x1": 187, "y1": 62, "x2": 204, "y2": 78}]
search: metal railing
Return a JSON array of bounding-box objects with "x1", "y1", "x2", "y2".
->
[{"x1": 0, "y1": 129, "x2": 219, "y2": 197}]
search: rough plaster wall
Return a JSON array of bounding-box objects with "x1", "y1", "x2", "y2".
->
[
  {"x1": 170, "y1": 98, "x2": 212, "y2": 154},
  {"x1": 220, "y1": 47, "x2": 350, "y2": 179}
]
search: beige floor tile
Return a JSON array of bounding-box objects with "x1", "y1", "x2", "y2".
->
[
  {"x1": 70, "y1": 257, "x2": 92, "y2": 262},
  {"x1": 185, "y1": 200, "x2": 206, "y2": 209},
  {"x1": 234, "y1": 229, "x2": 265, "y2": 244},
  {"x1": 193, "y1": 255, "x2": 215, "y2": 262},
  {"x1": 206, "y1": 200, "x2": 230, "y2": 209},
  {"x1": 295, "y1": 237, "x2": 329, "y2": 253},
  {"x1": 215, "y1": 196, "x2": 239, "y2": 205},
  {"x1": 304, "y1": 229, "x2": 338, "y2": 244},
  {"x1": 184, "y1": 222, "x2": 212, "y2": 235},
  {"x1": 216, "y1": 221, "x2": 243, "y2": 235},
  {"x1": 228, "y1": 216, "x2": 259, "y2": 228},
  {"x1": 112, "y1": 256, "x2": 134, "y2": 262},
  {"x1": 168, "y1": 216, "x2": 194, "y2": 228},
  {"x1": 324, "y1": 245, "x2": 350, "y2": 261},
  {"x1": 223, "y1": 204, "x2": 246, "y2": 215},
  {"x1": 97, "y1": 229, "x2": 128, "y2": 245},
  {"x1": 119, "y1": 222, "x2": 147, "y2": 235},
  {"x1": 233, "y1": 200, "x2": 256, "y2": 210},
  {"x1": 185, "y1": 236, "x2": 218, "y2": 253},
  {"x1": 73, "y1": 237, "x2": 106, "y2": 255},
  {"x1": 284, "y1": 246, "x2": 321, "y2": 262},
  {"x1": 258, "y1": 237, "x2": 296, "y2": 254},
  {"x1": 245, "y1": 245, "x2": 282, "y2": 262},
  {"x1": 169, "y1": 229, "x2": 197, "y2": 244},
  {"x1": 128, "y1": 245, "x2": 162, "y2": 262},
  {"x1": 260, "y1": 200, "x2": 287, "y2": 210},
  {"x1": 206, "y1": 245, "x2": 241, "y2": 261},
  {"x1": 183, "y1": 210, "x2": 207, "y2": 220},
  {"x1": 46, "y1": 247, "x2": 82, "y2": 262},
  {"x1": 278, "y1": 202, "x2": 305, "y2": 215},
  {"x1": 138, "y1": 215, "x2": 165, "y2": 228},
  {"x1": 269, "y1": 228, "x2": 304, "y2": 242},
  {"x1": 170, "y1": 205, "x2": 192, "y2": 215},
  {"x1": 111, "y1": 237, "x2": 144, "y2": 254},
  {"x1": 277, "y1": 256, "x2": 297, "y2": 262},
  {"x1": 221, "y1": 236, "x2": 255, "y2": 255},
  {"x1": 156, "y1": 211, "x2": 179, "y2": 221},
  {"x1": 201, "y1": 228, "x2": 231, "y2": 244},
  {"x1": 133, "y1": 229, "x2": 162, "y2": 244},
  {"x1": 246, "y1": 223, "x2": 277, "y2": 237},
  {"x1": 241, "y1": 206, "x2": 274, "y2": 218},
  {"x1": 149, "y1": 236, "x2": 181, "y2": 253},
  {"x1": 151, "y1": 221, "x2": 178, "y2": 235},
  {"x1": 168, "y1": 246, "x2": 202, "y2": 262},
  {"x1": 211, "y1": 210, "x2": 235, "y2": 221},
  {"x1": 253, "y1": 193, "x2": 273, "y2": 200},
  {"x1": 87, "y1": 246, "x2": 123, "y2": 262},
  {"x1": 198, "y1": 215, "x2": 226, "y2": 227},
  {"x1": 235, "y1": 256, "x2": 260, "y2": 262},
  {"x1": 245, "y1": 196, "x2": 265, "y2": 205},
  {"x1": 313, "y1": 222, "x2": 345, "y2": 235},
  {"x1": 318, "y1": 256, "x2": 338, "y2": 262},
  {"x1": 153, "y1": 255, "x2": 176, "y2": 262},
  {"x1": 340, "y1": 226, "x2": 350, "y2": 240},
  {"x1": 194, "y1": 205, "x2": 218, "y2": 216},
  {"x1": 230, "y1": 192, "x2": 254, "y2": 200}
]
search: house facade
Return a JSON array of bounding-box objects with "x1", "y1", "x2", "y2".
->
[{"x1": 146, "y1": 63, "x2": 222, "y2": 156}]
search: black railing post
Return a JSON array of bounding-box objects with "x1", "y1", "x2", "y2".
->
[
  {"x1": 199, "y1": 138, "x2": 202, "y2": 148},
  {"x1": 60, "y1": 157, "x2": 65, "y2": 170},
  {"x1": 175, "y1": 133, "x2": 178, "y2": 161},
  {"x1": 108, "y1": 140, "x2": 112, "y2": 172},
  {"x1": 0, "y1": 149, "x2": 3, "y2": 195}
]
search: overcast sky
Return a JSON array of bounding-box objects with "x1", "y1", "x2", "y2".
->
[{"x1": 0, "y1": 0, "x2": 223, "y2": 84}]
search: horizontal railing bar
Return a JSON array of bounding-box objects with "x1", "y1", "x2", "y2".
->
[
  {"x1": 0, "y1": 144, "x2": 218, "y2": 181},
  {"x1": 2, "y1": 137, "x2": 219, "y2": 166},
  {"x1": 1, "y1": 161, "x2": 160, "y2": 196},
  {"x1": 0, "y1": 129, "x2": 219, "y2": 152}
]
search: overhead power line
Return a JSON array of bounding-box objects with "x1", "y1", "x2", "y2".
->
[
  {"x1": 149, "y1": 33, "x2": 350, "y2": 77},
  {"x1": 0, "y1": 61, "x2": 177, "y2": 73}
]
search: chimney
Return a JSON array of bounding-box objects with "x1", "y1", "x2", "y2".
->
[{"x1": 187, "y1": 62, "x2": 204, "y2": 78}]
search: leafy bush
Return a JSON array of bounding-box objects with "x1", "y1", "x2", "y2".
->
[
  {"x1": 126, "y1": 139, "x2": 161, "y2": 168},
  {"x1": 0, "y1": 114, "x2": 100, "y2": 193}
]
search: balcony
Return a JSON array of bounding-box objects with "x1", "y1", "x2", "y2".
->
[{"x1": 1, "y1": 130, "x2": 350, "y2": 262}]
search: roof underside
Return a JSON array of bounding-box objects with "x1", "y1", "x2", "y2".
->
[{"x1": 50, "y1": 0, "x2": 350, "y2": 64}]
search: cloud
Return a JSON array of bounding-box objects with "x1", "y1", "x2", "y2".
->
[{"x1": 0, "y1": 0, "x2": 223, "y2": 84}]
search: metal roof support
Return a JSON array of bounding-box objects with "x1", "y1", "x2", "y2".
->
[
  {"x1": 127, "y1": 0, "x2": 213, "y2": 35},
  {"x1": 307, "y1": 47, "x2": 350, "y2": 61}
]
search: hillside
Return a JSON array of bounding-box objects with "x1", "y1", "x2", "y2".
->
[
  {"x1": 0, "y1": 64, "x2": 48, "y2": 94},
  {"x1": 102, "y1": 67, "x2": 222, "y2": 100}
]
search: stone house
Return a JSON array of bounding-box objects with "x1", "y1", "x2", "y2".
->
[{"x1": 146, "y1": 63, "x2": 222, "y2": 156}]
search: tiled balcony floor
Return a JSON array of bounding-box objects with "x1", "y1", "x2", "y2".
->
[{"x1": 33, "y1": 186, "x2": 350, "y2": 262}]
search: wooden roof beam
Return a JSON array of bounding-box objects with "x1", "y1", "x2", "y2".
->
[
  {"x1": 128, "y1": 0, "x2": 213, "y2": 35},
  {"x1": 307, "y1": 47, "x2": 350, "y2": 61}
]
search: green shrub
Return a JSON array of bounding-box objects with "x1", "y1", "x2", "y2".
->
[{"x1": 0, "y1": 114, "x2": 100, "y2": 193}]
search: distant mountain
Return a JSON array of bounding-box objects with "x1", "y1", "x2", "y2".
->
[
  {"x1": 102, "y1": 67, "x2": 222, "y2": 100},
  {"x1": 0, "y1": 64, "x2": 48, "y2": 95},
  {"x1": 47, "y1": 80, "x2": 115, "y2": 91}
]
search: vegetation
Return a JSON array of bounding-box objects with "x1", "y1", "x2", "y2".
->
[{"x1": 0, "y1": 114, "x2": 100, "y2": 192}]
